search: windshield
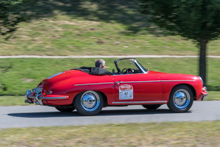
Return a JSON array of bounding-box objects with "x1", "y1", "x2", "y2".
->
[
  {"x1": 136, "y1": 60, "x2": 148, "y2": 73},
  {"x1": 115, "y1": 58, "x2": 147, "y2": 73},
  {"x1": 117, "y1": 59, "x2": 139, "y2": 71}
]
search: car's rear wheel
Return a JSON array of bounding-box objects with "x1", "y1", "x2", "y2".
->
[
  {"x1": 74, "y1": 91, "x2": 103, "y2": 116},
  {"x1": 55, "y1": 105, "x2": 75, "y2": 112},
  {"x1": 142, "y1": 104, "x2": 161, "y2": 110},
  {"x1": 167, "y1": 85, "x2": 193, "y2": 113}
]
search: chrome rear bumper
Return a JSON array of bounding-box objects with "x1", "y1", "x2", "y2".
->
[
  {"x1": 25, "y1": 89, "x2": 43, "y2": 105},
  {"x1": 25, "y1": 89, "x2": 69, "y2": 105},
  {"x1": 25, "y1": 89, "x2": 33, "y2": 104}
]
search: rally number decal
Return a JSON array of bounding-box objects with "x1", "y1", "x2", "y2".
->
[{"x1": 119, "y1": 84, "x2": 133, "y2": 100}]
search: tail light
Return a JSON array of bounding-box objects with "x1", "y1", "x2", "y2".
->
[{"x1": 42, "y1": 90, "x2": 52, "y2": 96}]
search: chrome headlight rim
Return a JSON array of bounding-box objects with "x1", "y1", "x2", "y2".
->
[{"x1": 198, "y1": 76, "x2": 203, "y2": 86}]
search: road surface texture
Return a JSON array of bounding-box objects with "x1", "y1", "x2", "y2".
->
[
  {"x1": 0, "y1": 101, "x2": 219, "y2": 128},
  {"x1": 0, "y1": 55, "x2": 220, "y2": 58}
]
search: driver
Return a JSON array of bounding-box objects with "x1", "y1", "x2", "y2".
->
[{"x1": 95, "y1": 59, "x2": 106, "y2": 69}]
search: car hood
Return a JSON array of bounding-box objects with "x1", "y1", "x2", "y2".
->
[
  {"x1": 148, "y1": 70, "x2": 166, "y2": 74},
  {"x1": 148, "y1": 70, "x2": 198, "y2": 81},
  {"x1": 158, "y1": 73, "x2": 197, "y2": 81}
]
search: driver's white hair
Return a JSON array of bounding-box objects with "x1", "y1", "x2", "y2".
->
[{"x1": 95, "y1": 59, "x2": 105, "y2": 67}]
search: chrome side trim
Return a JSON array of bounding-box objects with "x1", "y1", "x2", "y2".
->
[
  {"x1": 112, "y1": 101, "x2": 167, "y2": 104},
  {"x1": 74, "y1": 80, "x2": 195, "y2": 86},
  {"x1": 27, "y1": 95, "x2": 67, "y2": 100},
  {"x1": 161, "y1": 80, "x2": 195, "y2": 82},
  {"x1": 121, "y1": 81, "x2": 160, "y2": 83},
  {"x1": 39, "y1": 97, "x2": 67, "y2": 100},
  {"x1": 74, "y1": 82, "x2": 114, "y2": 86},
  {"x1": 118, "y1": 80, "x2": 195, "y2": 84}
]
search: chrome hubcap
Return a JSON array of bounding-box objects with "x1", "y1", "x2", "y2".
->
[
  {"x1": 173, "y1": 89, "x2": 190, "y2": 109},
  {"x1": 81, "y1": 91, "x2": 100, "y2": 111}
]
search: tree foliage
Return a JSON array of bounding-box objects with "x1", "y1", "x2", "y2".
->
[
  {"x1": 0, "y1": 0, "x2": 30, "y2": 35},
  {"x1": 139, "y1": 0, "x2": 220, "y2": 41},
  {"x1": 139, "y1": 0, "x2": 220, "y2": 85}
]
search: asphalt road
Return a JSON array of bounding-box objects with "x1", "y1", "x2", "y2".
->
[{"x1": 1, "y1": 101, "x2": 220, "y2": 128}]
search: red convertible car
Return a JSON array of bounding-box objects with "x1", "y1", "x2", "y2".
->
[{"x1": 25, "y1": 58, "x2": 208, "y2": 116}]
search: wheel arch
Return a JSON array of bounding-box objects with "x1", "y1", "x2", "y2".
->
[
  {"x1": 170, "y1": 84, "x2": 196, "y2": 100},
  {"x1": 97, "y1": 91, "x2": 108, "y2": 107},
  {"x1": 72, "y1": 90, "x2": 108, "y2": 106}
]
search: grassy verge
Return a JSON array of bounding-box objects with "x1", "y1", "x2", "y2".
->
[
  {"x1": 0, "y1": 96, "x2": 29, "y2": 106},
  {"x1": 0, "y1": 0, "x2": 220, "y2": 56},
  {"x1": 1, "y1": 122, "x2": 220, "y2": 146},
  {"x1": 0, "y1": 58, "x2": 219, "y2": 96},
  {"x1": 206, "y1": 91, "x2": 220, "y2": 101}
]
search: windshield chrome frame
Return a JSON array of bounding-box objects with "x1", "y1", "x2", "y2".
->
[{"x1": 114, "y1": 58, "x2": 148, "y2": 74}]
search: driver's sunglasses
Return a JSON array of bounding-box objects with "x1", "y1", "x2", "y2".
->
[{"x1": 102, "y1": 65, "x2": 106, "y2": 68}]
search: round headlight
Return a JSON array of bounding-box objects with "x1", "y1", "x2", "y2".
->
[{"x1": 198, "y1": 76, "x2": 203, "y2": 86}]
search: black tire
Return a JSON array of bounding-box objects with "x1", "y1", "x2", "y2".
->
[
  {"x1": 55, "y1": 105, "x2": 75, "y2": 112},
  {"x1": 167, "y1": 85, "x2": 193, "y2": 113},
  {"x1": 142, "y1": 104, "x2": 161, "y2": 110},
  {"x1": 74, "y1": 91, "x2": 103, "y2": 116}
]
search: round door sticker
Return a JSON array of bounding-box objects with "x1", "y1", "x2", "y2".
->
[{"x1": 119, "y1": 84, "x2": 133, "y2": 100}]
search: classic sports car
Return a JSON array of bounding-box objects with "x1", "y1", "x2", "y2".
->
[{"x1": 25, "y1": 58, "x2": 208, "y2": 116}]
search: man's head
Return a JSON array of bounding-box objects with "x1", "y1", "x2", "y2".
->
[{"x1": 95, "y1": 59, "x2": 106, "y2": 69}]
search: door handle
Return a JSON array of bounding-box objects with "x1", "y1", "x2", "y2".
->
[{"x1": 116, "y1": 81, "x2": 122, "y2": 85}]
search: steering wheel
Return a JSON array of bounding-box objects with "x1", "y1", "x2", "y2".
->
[
  {"x1": 127, "y1": 68, "x2": 133, "y2": 74},
  {"x1": 121, "y1": 68, "x2": 133, "y2": 74},
  {"x1": 121, "y1": 68, "x2": 127, "y2": 73}
]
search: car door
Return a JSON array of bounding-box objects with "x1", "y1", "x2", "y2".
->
[{"x1": 113, "y1": 73, "x2": 162, "y2": 102}]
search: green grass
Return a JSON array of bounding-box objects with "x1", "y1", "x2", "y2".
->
[
  {"x1": 0, "y1": 96, "x2": 29, "y2": 106},
  {"x1": 0, "y1": 0, "x2": 220, "y2": 56},
  {"x1": 1, "y1": 122, "x2": 220, "y2": 146},
  {"x1": 0, "y1": 58, "x2": 219, "y2": 96}
]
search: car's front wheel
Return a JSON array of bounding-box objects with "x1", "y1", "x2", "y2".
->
[
  {"x1": 142, "y1": 104, "x2": 161, "y2": 110},
  {"x1": 74, "y1": 91, "x2": 103, "y2": 116},
  {"x1": 167, "y1": 85, "x2": 193, "y2": 113},
  {"x1": 55, "y1": 105, "x2": 75, "y2": 112}
]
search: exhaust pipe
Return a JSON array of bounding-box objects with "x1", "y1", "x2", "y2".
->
[{"x1": 25, "y1": 99, "x2": 33, "y2": 104}]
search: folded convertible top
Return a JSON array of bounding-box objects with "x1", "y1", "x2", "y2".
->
[{"x1": 74, "y1": 67, "x2": 112, "y2": 75}]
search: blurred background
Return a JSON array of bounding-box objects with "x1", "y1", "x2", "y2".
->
[
  {"x1": 0, "y1": 0, "x2": 219, "y2": 99},
  {"x1": 0, "y1": 0, "x2": 220, "y2": 146}
]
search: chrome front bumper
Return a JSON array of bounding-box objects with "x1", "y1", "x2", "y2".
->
[
  {"x1": 201, "y1": 87, "x2": 208, "y2": 101},
  {"x1": 25, "y1": 89, "x2": 69, "y2": 105},
  {"x1": 201, "y1": 93, "x2": 208, "y2": 101}
]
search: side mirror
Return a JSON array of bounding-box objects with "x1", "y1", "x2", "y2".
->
[{"x1": 112, "y1": 69, "x2": 115, "y2": 73}]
